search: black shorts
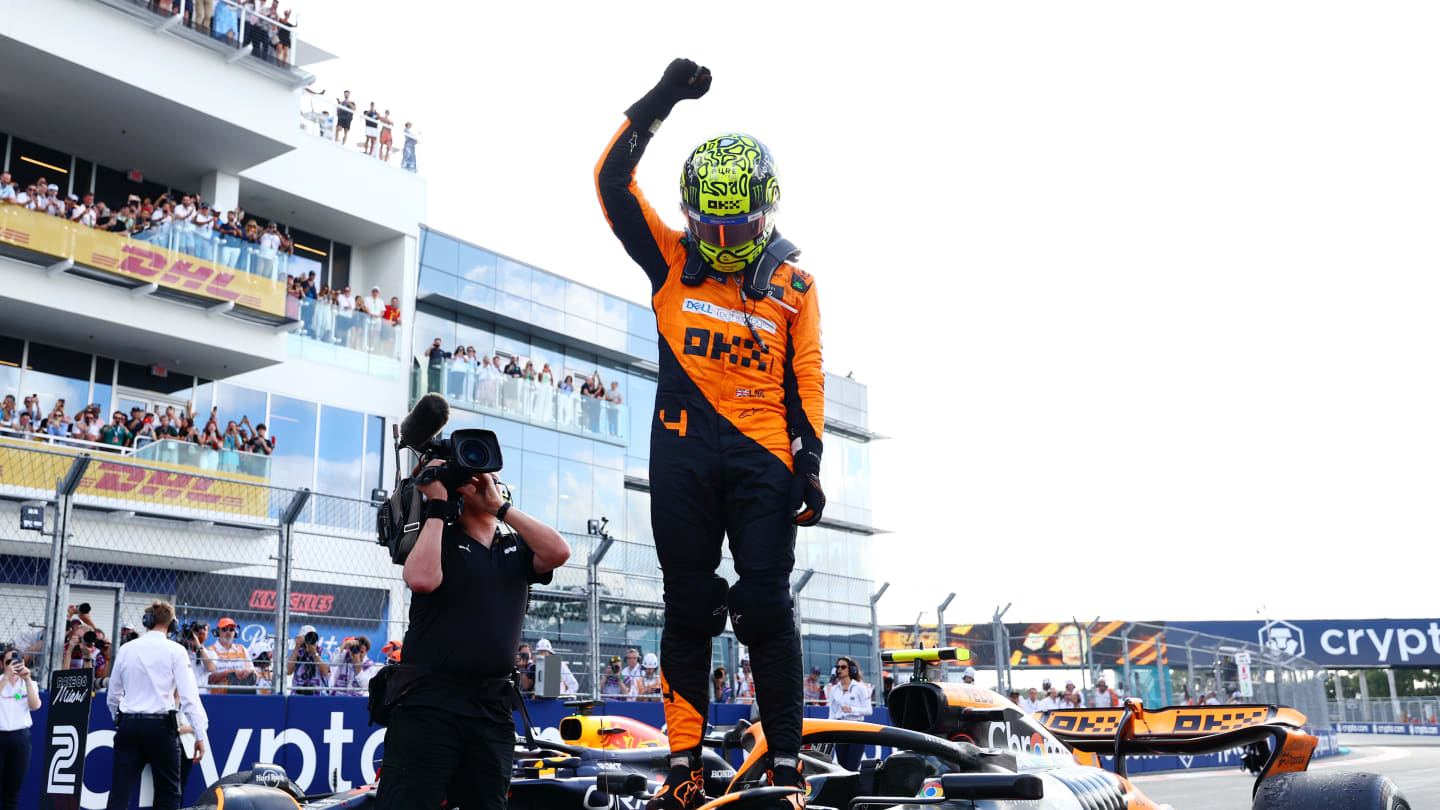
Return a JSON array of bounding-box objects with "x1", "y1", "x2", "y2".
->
[{"x1": 337, "y1": 112, "x2": 353, "y2": 129}]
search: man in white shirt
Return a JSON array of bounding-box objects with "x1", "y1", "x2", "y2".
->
[
  {"x1": 1019, "y1": 687, "x2": 1042, "y2": 714},
  {"x1": 1091, "y1": 678, "x2": 1121, "y2": 708},
  {"x1": 47, "y1": 186, "x2": 65, "y2": 216},
  {"x1": 0, "y1": 172, "x2": 15, "y2": 203},
  {"x1": 173, "y1": 195, "x2": 195, "y2": 223},
  {"x1": 364, "y1": 285, "x2": 385, "y2": 316},
  {"x1": 106, "y1": 600, "x2": 208, "y2": 810},
  {"x1": 1036, "y1": 681, "x2": 1063, "y2": 712}
]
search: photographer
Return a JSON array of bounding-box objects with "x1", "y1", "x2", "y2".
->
[
  {"x1": 599, "y1": 656, "x2": 637, "y2": 699},
  {"x1": 514, "y1": 645, "x2": 534, "y2": 695},
  {"x1": 181, "y1": 622, "x2": 216, "y2": 694},
  {"x1": 329, "y1": 636, "x2": 380, "y2": 696},
  {"x1": 286, "y1": 625, "x2": 329, "y2": 694},
  {"x1": 0, "y1": 649, "x2": 40, "y2": 810},
  {"x1": 374, "y1": 461, "x2": 569, "y2": 810}
]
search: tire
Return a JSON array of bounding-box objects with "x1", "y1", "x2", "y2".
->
[{"x1": 1252, "y1": 771, "x2": 1410, "y2": 810}]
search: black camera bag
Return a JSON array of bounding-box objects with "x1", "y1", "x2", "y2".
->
[{"x1": 376, "y1": 481, "x2": 425, "y2": 564}]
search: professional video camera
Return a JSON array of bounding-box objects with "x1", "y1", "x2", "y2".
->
[{"x1": 376, "y1": 393, "x2": 505, "y2": 565}]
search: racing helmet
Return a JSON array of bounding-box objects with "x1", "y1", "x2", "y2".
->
[{"x1": 679, "y1": 133, "x2": 780, "y2": 274}]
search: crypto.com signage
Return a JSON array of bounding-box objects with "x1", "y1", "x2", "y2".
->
[{"x1": 1168, "y1": 619, "x2": 1440, "y2": 668}]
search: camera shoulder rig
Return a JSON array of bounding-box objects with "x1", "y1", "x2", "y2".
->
[{"x1": 375, "y1": 479, "x2": 445, "y2": 565}]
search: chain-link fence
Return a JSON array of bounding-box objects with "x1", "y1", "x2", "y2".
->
[
  {"x1": 880, "y1": 617, "x2": 1333, "y2": 732},
  {"x1": 1, "y1": 437, "x2": 888, "y2": 707},
  {"x1": 1330, "y1": 696, "x2": 1440, "y2": 725}
]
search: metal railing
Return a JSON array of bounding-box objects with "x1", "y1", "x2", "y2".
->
[
  {"x1": 881, "y1": 618, "x2": 1334, "y2": 731},
  {"x1": 104, "y1": 0, "x2": 303, "y2": 71},
  {"x1": 1330, "y1": 696, "x2": 1440, "y2": 725},
  {"x1": 2, "y1": 437, "x2": 879, "y2": 705},
  {"x1": 298, "y1": 93, "x2": 420, "y2": 174},
  {"x1": 413, "y1": 363, "x2": 630, "y2": 443},
  {"x1": 133, "y1": 220, "x2": 293, "y2": 282}
]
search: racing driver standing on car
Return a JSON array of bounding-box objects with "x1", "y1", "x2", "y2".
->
[{"x1": 596, "y1": 58, "x2": 825, "y2": 809}]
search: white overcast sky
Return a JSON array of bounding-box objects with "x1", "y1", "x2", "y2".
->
[{"x1": 300, "y1": 2, "x2": 1440, "y2": 626}]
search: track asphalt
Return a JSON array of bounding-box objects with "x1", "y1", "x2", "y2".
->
[{"x1": 1133, "y1": 743, "x2": 1440, "y2": 809}]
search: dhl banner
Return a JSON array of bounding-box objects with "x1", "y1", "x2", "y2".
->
[
  {"x1": 0, "y1": 437, "x2": 269, "y2": 518},
  {"x1": 0, "y1": 205, "x2": 287, "y2": 316}
]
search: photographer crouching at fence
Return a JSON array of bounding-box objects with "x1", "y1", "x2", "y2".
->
[{"x1": 372, "y1": 393, "x2": 570, "y2": 810}]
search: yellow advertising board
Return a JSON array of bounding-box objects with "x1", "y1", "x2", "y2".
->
[
  {"x1": 0, "y1": 437, "x2": 269, "y2": 518},
  {"x1": 0, "y1": 205, "x2": 287, "y2": 317}
]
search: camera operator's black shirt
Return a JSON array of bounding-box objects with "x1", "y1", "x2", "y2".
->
[{"x1": 399, "y1": 524, "x2": 550, "y2": 716}]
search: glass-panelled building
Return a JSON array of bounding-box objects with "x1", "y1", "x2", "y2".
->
[{"x1": 414, "y1": 226, "x2": 884, "y2": 676}]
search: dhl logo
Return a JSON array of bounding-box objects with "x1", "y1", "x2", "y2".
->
[
  {"x1": 0, "y1": 206, "x2": 285, "y2": 316},
  {"x1": 84, "y1": 461, "x2": 250, "y2": 509}
]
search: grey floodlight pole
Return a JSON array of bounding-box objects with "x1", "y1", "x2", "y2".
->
[
  {"x1": 869, "y1": 582, "x2": 889, "y2": 690},
  {"x1": 275, "y1": 488, "x2": 311, "y2": 697},
  {"x1": 936, "y1": 593, "x2": 955, "y2": 653},
  {"x1": 588, "y1": 532, "x2": 616, "y2": 699},
  {"x1": 42, "y1": 455, "x2": 91, "y2": 682},
  {"x1": 791, "y1": 569, "x2": 815, "y2": 670},
  {"x1": 992, "y1": 602, "x2": 1011, "y2": 693}
]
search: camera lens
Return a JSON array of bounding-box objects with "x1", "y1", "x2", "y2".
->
[
  {"x1": 305, "y1": 630, "x2": 319, "y2": 646},
  {"x1": 456, "y1": 439, "x2": 490, "y2": 469}
]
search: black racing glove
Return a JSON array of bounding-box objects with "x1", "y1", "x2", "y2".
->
[
  {"x1": 791, "y1": 441, "x2": 825, "y2": 527},
  {"x1": 625, "y1": 58, "x2": 712, "y2": 133}
]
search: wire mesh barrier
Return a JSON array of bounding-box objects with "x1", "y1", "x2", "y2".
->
[
  {"x1": 880, "y1": 618, "x2": 1334, "y2": 732},
  {"x1": 1330, "y1": 696, "x2": 1440, "y2": 725},
  {"x1": 0, "y1": 439, "x2": 1342, "y2": 727}
]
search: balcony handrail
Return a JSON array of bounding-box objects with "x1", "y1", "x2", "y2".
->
[
  {"x1": 413, "y1": 362, "x2": 629, "y2": 445},
  {"x1": 0, "y1": 204, "x2": 289, "y2": 318},
  {"x1": 0, "y1": 428, "x2": 274, "y2": 480},
  {"x1": 0, "y1": 426, "x2": 130, "y2": 455}
]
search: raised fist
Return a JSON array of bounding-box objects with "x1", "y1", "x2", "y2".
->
[{"x1": 659, "y1": 58, "x2": 711, "y2": 101}]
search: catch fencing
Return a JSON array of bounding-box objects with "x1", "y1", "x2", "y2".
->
[
  {"x1": 0, "y1": 438, "x2": 877, "y2": 703},
  {"x1": 883, "y1": 618, "x2": 1334, "y2": 731},
  {"x1": 1330, "y1": 696, "x2": 1440, "y2": 725}
]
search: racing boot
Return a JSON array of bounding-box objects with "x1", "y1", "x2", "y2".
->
[
  {"x1": 646, "y1": 750, "x2": 707, "y2": 810},
  {"x1": 765, "y1": 755, "x2": 806, "y2": 809}
]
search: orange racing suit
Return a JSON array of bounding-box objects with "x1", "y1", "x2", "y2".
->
[{"x1": 595, "y1": 118, "x2": 823, "y2": 761}]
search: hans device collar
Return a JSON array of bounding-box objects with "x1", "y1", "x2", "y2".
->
[{"x1": 681, "y1": 231, "x2": 801, "y2": 301}]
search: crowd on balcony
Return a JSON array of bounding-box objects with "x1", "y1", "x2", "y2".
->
[
  {"x1": 142, "y1": 0, "x2": 299, "y2": 67},
  {"x1": 0, "y1": 173, "x2": 299, "y2": 279},
  {"x1": 423, "y1": 339, "x2": 626, "y2": 436},
  {"x1": 0, "y1": 393, "x2": 275, "y2": 461},
  {"x1": 288, "y1": 275, "x2": 402, "y2": 355},
  {"x1": 299, "y1": 89, "x2": 422, "y2": 173}
]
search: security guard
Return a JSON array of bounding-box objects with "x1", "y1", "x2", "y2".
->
[{"x1": 105, "y1": 600, "x2": 208, "y2": 810}]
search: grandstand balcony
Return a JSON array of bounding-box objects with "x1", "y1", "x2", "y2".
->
[{"x1": 1, "y1": 0, "x2": 425, "y2": 389}]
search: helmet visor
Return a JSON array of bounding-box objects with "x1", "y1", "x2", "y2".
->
[{"x1": 682, "y1": 205, "x2": 771, "y2": 248}]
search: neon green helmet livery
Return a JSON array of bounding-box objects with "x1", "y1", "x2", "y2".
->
[{"x1": 679, "y1": 133, "x2": 780, "y2": 274}]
